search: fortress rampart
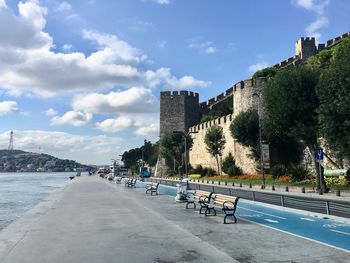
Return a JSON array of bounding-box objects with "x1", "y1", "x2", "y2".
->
[{"x1": 160, "y1": 31, "x2": 350, "y2": 174}]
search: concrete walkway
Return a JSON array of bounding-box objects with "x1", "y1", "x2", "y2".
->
[{"x1": 0, "y1": 176, "x2": 349, "y2": 263}]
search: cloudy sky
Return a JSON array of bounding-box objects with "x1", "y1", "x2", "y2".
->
[{"x1": 0, "y1": 0, "x2": 349, "y2": 165}]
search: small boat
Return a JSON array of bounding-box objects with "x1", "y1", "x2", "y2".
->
[{"x1": 69, "y1": 176, "x2": 75, "y2": 180}]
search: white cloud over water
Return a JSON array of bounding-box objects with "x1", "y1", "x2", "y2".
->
[{"x1": 0, "y1": 130, "x2": 124, "y2": 164}]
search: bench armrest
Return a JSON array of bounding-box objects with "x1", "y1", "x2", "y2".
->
[{"x1": 223, "y1": 200, "x2": 237, "y2": 210}]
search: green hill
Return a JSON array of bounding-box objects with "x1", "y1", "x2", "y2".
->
[{"x1": 0, "y1": 149, "x2": 92, "y2": 172}]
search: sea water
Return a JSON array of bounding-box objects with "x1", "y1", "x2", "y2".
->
[{"x1": 0, "y1": 172, "x2": 73, "y2": 230}]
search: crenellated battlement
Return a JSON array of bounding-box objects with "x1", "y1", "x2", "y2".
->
[
  {"x1": 160, "y1": 90, "x2": 199, "y2": 98},
  {"x1": 273, "y1": 31, "x2": 350, "y2": 69},
  {"x1": 199, "y1": 87, "x2": 234, "y2": 110},
  {"x1": 325, "y1": 31, "x2": 350, "y2": 48},
  {"x1": 189, "y1": 113, "x2": 234, "y2": 133}
]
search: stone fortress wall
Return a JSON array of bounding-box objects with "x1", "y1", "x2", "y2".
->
[{"x1": 160, "y1": 31, "x2": 350, "y2": 174}]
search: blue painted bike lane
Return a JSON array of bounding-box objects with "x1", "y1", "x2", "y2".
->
[{"x1": 237, "y1": 200, "x2": 350, "y2": 252}]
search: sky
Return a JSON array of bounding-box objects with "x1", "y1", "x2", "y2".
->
[{"x1": 0, "y1": 0, "x2": 349, "y2": 165}]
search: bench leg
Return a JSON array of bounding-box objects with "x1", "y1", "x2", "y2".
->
[
  {"x1": 223, "y1": 212, "x2": 237, "y2": 224},
  {"x1": 186, "y1": 202, "x2": 196, "y2": 209},
  {"x1": 205, "y1": 207, "x2": 216, "y2": 216}
]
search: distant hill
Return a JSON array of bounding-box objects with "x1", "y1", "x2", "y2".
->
[{"x1": 0, "y1": 149, "x2": 93, "y2": 172}]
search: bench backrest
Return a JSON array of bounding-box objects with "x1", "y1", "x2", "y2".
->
[
  {"x1": 151, "y1": 182, "x2": 159, "y2": 188},
  {"x1": 212, "y1": 194, "x2": 239, "y2": 209},
  {"x1": 193, "y1": 190, "x2": 211, "y2": 198}
]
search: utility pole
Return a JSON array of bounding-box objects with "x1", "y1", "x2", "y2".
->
[
  {"x1": 253, "y1": 93, "x2": 265, "y2": 188},
  {"x1": 8, "y1": 131, "x2": 14, "y2": 150}
]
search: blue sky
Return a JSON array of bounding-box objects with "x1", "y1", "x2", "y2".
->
[{"x1": 0, "y1": 0, "x2": 349, "y2": 165}]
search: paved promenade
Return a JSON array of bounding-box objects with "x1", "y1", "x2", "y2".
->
[{"x1": 0, "y1": 176, "x2": 349, "y2": 263}]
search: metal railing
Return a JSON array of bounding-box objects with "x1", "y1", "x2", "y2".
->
[{"x1": 150, "y1": 178, "x2": 350, "y2": 219}]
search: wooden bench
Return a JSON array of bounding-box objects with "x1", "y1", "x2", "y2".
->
[
  {"x1": 125, "y1": 178, "x2": 137, "y2": 188},
  {"x1": 186, "y1": 190, "x2": 213, "y2": 214},
  {"x1": 203, "y1": 194, "x2": 239, "y2": 224},
  {"x1": 145, "y1": 182, "x2": 159, "y2": 195}
]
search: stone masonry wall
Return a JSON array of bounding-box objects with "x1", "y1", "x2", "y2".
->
[
  {"x1": 160, "y1": 91, "x2": 199, "y2": 137},
  {"x1": 188, "y1": 78, "x2": 266, "y2": 174}
]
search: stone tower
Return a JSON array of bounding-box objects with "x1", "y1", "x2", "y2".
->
[
  {"x1": 295, "y1": 37, "x2": 317, "y2": 60},
  {"x1": 160, "y1": 91, "x2": 200, "y2": 137}
]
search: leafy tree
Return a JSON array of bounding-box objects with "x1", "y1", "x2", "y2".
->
[
  {"x1": 229, "y1": 108, "x2": 260, "y2": 160},
  {"x1": 204, "y1": 125, "x2": 226, "y2": 178},
  {"x1": 252, "y1": 67, "x2": 278, "y2": 85},
  {"x1": 122, "y1": 140, "x2": 159, "y2": 174},
  {"x1": 263, "y1": 65, "x2": 327, "y2": 191},
  {"x1": 122, "y1": 148, "x2": 142, "y2": 173},
  {"x1": 307, "y1": 49, "x2": 333, "y2": 70},
  {"x1": 160, "y1": 132, "x2": 193, "y2": 175},
  {"x1": 317, "y1": 38, "x2": 350, "y2": 161}
]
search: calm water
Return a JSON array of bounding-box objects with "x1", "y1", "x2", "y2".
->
[{"x1": 0, "y1": 172, "x2": 73, "y2": 230}]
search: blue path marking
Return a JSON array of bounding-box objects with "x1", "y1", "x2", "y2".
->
[
  {"x1": 136, "y1": 181, "x2": 350, "y2": 252},
  {"x1": 237, "y1": 200, "x2": 350, "y2": 252}
]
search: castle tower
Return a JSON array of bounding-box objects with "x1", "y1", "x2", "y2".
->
[
  {"x1": 295, "y1": 37, "x2": 317, "y2": 60},
  {"x1": 160, "y1": 91, "x2": 200, "y2": 137}
]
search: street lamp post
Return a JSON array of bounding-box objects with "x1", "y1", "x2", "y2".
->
[
  {"x1": 253, "y1": 92, "x2": 265, "y2": 188},
  {"x1": 173, "y1": 130, "x2": 198, "y2": 178}
]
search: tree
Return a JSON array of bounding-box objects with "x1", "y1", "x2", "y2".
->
[
  {"x1": 160, "y1": 132, "x2": 193, "y2": 175},
  {"x1": 121, "y1": 140, "x2": 159, "y2": 174},
  {"x1": 263, "y1": 65, "x2": 327, "y2": 191},
  {"x1": 317, "y1": 38, "x2": 350, "y2": 161},
  {"x1": 229, "y1": 108, "x2": 260, "y2": 160},
  {"x1": 204, "y1": 125, "x2": 226, "y2": 178}
]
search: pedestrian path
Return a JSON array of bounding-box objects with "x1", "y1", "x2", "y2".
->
[{"x1": 0, "y1": 176, "x2": 349, "y2": 263}]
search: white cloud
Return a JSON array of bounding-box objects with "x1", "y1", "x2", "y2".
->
[
  {"x1": 0, "y1": 101, "x2": 18, "y2": 116},
  {"x1": 305, "y1": 16, "x2": 328, "y2": 39},
  {"x1": 145, "y1": 68, "x2": 211, "y2": 90},
  {"x1": 55, "y1": 1, "x2": 72, "y2": 12},
  {"x1": 0, "y1": 130, "x2": 124, "y2": 165},
  {"x1": 72, "y1": 87, "x2": 158, "y2": 114},
  {"x1": 95, "y1": 113, "x2": 160, "y2": 138},
  {"x1": 62, "y1": 44, "x2": 72, "y2": 52},
  {"x1": 82, "y1": 29, "x2": 146, "y2": 66},
  {"x1": 248, "y1": 62, "x2": 269, "y2": 74},
  {"x1": 51, "y1": 111, "x2": 92, "y2": 127},
  {"x1": 292, "y1": 0, "x2": 330, "y2": 40},
  {"x1": 134, "y1": 123, "x2": 159, "y2": 136},
  {"x1": 188, "y1": 39, "x2": 217, "y2": 54},
  {"x1": 0, "y1": 1, "x2": 209, "y2": 99},
  {"x1": 0, "y1": 2, "x2": 141, "y2": 96},
  {"x1": 44, "y1": 108, "x2": 58, "y2": 116},
  {"x1": 157, "y1": 0, "x2": 170, "y2": 5},
  {"x1": 95, "y1": 117, "x2": 133, "y2": 132},
  {"x1": 0, "y1": 0, "x2": 7, "y2": 8}
]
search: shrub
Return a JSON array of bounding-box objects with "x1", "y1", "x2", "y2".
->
[
  {"x1": 189, "y1": 165, "x2": 216, "y2": 177},
  {"x1": 287, "y1": 164, "x2": 310, "y2": 182},
  {"x1": 271, "y1": 164, "x2": 288, "y2": 179},
  {"x1": 346, "y1": 169, "x2": 350, "y2": 182},
  {"x1": 222, "y1": 153, "x2": 243, "y2": 176}
]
